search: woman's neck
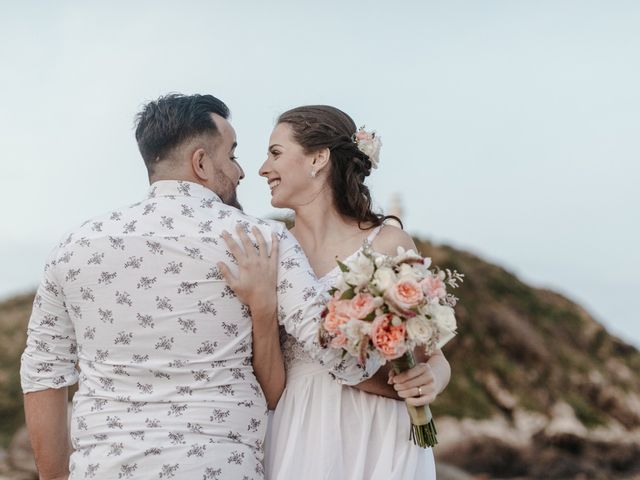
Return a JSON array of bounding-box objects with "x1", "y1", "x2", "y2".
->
[{"x1": 291, "y1": 190, "x2": 367, "y2": 252}]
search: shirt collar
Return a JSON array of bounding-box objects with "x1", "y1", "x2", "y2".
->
[{"x1": 147, "y1": 180, "x2": 222, "y2": 203}]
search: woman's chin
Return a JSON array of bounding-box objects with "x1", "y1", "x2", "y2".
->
[
  {"x1": 270, "y1": 191, "x2": 287, "y2": 209},
  {"x1": 270, "y1": 196, "x2": 282, "y2": 208}
]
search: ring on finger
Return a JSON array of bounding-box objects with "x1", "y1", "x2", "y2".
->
[{"x1": 417, "y1": 386, "x2": 423, "y2": 397}]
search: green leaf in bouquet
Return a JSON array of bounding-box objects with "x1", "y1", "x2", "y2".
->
[
  {"x1": 340, "y1": 288, "x2": 356, "y2": 300},
  {"x1": 336, "y1": 259, "x2": 350, "y2": 272},
  {"x1": 363, "y1": 311, "x2": 376, "y2": 322}
]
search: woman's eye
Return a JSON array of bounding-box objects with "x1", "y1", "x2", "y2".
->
[{"x1": 230, "y1": 156, "x2": 238, "y2": 162}]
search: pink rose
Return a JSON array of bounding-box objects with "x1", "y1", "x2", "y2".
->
[
  {"x1": 345, "y1": 292, "x2": 379, "y2": 319},
  {"x1": 370, "y1": 313, "x2": 407, "y2": 360},
  {"x1": 323, "y1": 298, "x2": 350, "y2": 335},
  {"x1": 355, "y1": 130, "x2": 373, "y2": 142},
  {"x1": 384, "y1": 279, "x2": 424, "y2": 315},
  {"x1": 354, "y1": 127, "x2": 382, "y2": 169},
  {"x1": 420, "y1": 275, "x2": 446, "y2": 300}
]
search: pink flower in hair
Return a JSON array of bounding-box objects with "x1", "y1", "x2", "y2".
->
[{"x1": 353, "y1": 126, "x2": 382, "y2": 169}]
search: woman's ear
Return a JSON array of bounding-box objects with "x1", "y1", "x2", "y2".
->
[{"x1": 311, "y1": 147, "x2": 331, "y2": 173}]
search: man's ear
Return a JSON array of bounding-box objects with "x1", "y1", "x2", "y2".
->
[
  {"x1": 191, "y1": 148, "x2": 209, "y2": 181},
  {"x1": 311, "y1": 147, "x2": 330, "y2": 173}
]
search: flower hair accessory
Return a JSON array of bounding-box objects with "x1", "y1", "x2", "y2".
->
[{"x1": 353, "y1": 126, "x2": 382, "y2": 169}]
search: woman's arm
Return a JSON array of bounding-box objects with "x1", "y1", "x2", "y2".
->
[
  {"x1": 219, "y1": 226, "x2": 285, "y2": 409},
  {"x1": 250, "y1": 309, "x2": 285, "y2": 409},
  {"x1": 354, "y1": 346, "x2": 451, "y2": 403}
]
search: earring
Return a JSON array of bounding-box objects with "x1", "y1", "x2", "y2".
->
[{"x1": 310, "y1": 170, "x2": 317, "y2": 178}]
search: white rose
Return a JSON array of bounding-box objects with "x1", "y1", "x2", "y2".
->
[
  {"x1": 333, "y1": 273, "x2": 350, "y2": 293},
  {"x1": 344, "y1": 252, "x2": 374, "y2": 289},
  {"x1": 339, "y1": 319, "x2": 372, "y2": 358},
  {"x1": 428, "y1": 304, "x2": 457, "y2": 348},
  {"x1": 373, "y1": 252, "x2": 387, "y2": 268},
  {"x1": 393, "y1": 247, "x2": 423, "y2": 264},
  {"x1": 406, "y1": 315, "x2": 436, "y2": 344},
  {"x1": 372, "y1": 266, "x2": 397, "y2": 292},
  {"x1": 397, "y1": 263, "x2": 421, "y2": 282},
  {"x1": 360, "y1": 136, "x2": 382, "y2": 168}
]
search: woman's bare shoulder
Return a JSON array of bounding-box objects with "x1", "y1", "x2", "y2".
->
[{"x1": 371, "y1": 224, "x2": 418, "y2": 256}]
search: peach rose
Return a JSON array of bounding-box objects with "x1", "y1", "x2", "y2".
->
[
  {"x1": 370, "y1": 313, "x2": 407, "y2": 360},
  {"x1": 384, "y1": 279, "x2": 424, "y2": 315},
  {"x1": 345, "y1": 292, "x2": 380, "y2": 319},
  {"x1": 420, "y1": 275, "x2": 446, "y2": 301},
  {"x1": 323, "y1": 298, "x2": 350, "y2": 335}
]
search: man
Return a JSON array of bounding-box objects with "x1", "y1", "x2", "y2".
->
[{"x1": 20, "y1": 94, "x2": 378, "y2": 479}]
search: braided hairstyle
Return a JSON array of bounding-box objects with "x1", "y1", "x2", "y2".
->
[{"x1": 277, "y1": 105, "x2": 399, "y2": 230}]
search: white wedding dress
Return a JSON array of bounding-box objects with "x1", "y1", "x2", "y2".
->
[{"x1": 264, "y1": 227, "x2": 436, "y2": 480}]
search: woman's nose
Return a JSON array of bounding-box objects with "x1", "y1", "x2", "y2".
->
[{"x1": 259, "y1": 158, "x2": 270, "y2": 177}]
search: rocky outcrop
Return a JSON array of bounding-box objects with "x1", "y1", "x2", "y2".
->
[
  {"x1": 434, "y1": 407, "x2": 640, "y2": 479},
  {"x1": 7, "y1": 426, "x2": 36, "y2": 475},
  {"x1": 0, "y1": 426, "x2": 36, "y2": 480}
]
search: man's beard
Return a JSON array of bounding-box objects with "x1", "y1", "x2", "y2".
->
[
  {"x1": 214, "y1": 168, "x2": 243, "y2": 211},
  {"x1": 225, "y1": 193, "x2": 243, "y2": 211}
]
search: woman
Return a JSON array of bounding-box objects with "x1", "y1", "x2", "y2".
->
[{"x1": 224, "y1": 106, "x2": 450, "y2": 479}]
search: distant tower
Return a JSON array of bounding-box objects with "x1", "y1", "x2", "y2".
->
[{"x1": 386, "y1": 193, "x2": 404, "y2": 228}]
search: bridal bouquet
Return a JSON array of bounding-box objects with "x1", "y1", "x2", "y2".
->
[{"x1": 319, "y1": 242, "x2": 463, "y2": 448}]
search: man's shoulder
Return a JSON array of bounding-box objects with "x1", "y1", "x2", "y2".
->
[
  {"x1": 63, "y1": 201, "x2": 144, "y2": 238},
  {"x1": 228, "y1": 209, "x2": 287, "y2": 234},
  {"x1": 48, "y1": 198, "x2": 154, "y2": 257}
]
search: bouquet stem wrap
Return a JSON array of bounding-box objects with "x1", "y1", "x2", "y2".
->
[{"x1": 390, "y1": 351, "x2": 438, "y2": 448}]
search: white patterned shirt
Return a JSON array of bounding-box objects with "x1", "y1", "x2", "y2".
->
[{"x1": 20, "y1": 180, "x2": 378, "y2": 480}]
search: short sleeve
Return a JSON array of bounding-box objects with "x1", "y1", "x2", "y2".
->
[{"x1": 20, "y1": 247, "x2": 79, "y2": 393}]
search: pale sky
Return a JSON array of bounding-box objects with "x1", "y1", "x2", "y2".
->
[{"x1": 1, "y1": 1, "x2": 639, "y2": 347}]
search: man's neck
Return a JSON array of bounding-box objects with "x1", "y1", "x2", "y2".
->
[{"x1": 149, "y1": 173, "x2": 200, "y2": 185}]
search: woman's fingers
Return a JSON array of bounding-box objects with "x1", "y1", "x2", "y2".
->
[
  {"x1": 236, "y1": 225, "x2": 257, "y2": 257},
  {"x1": 252, "y1": 227, "x2": 269, "y2": 258},
  {"x1": 391, "y1": 363, "x2": 432, "y2": 386},
  {"x1": 393, "y1": 372, "x2": 435, "y2": 392},
  {"x1": 270, "y1": 233, "x2": 280, "y2": 261},
  {"x1": 387, "y1": 369, "x2": 396, "y2": 385},
  {"x1": 405, "y1": 393, "x2": 436, "y2": 407},
  {"x1": 395, "y1": 381, "x2": 436, "y2": 398},
  {"x1": 393, "y1": 363, "x2": 437, "y2": 406},
  {"x1": 221, "y1": 230, "x2": 245, "y2": 260},
  {"x1": 217, "y1": 262, "x2": 237, "y2": 289}
]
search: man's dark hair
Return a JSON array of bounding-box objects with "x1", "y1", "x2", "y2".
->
[{"x1": 134, "y1": 93, "x2": 230, "y2": 175}]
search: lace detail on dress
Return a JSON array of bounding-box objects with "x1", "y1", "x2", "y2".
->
[{"x1": 281, "y1": 327, "x2": 315, "y2": 370}]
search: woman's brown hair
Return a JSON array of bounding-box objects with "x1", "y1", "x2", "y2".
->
[{"x1": 277, "y1": 105, "x2": 401, "y2": 229}]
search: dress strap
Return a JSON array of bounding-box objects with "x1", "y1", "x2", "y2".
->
[{"x1": 365, "y1": 225, "x2": 383, "y2": 244}]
